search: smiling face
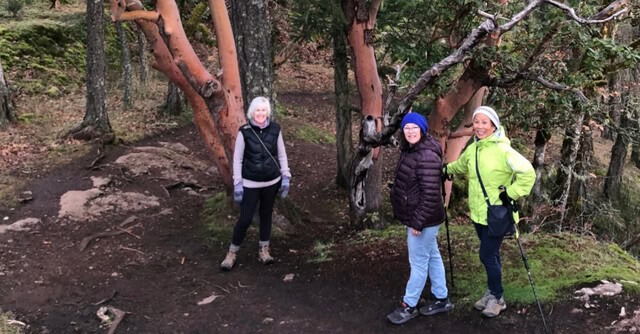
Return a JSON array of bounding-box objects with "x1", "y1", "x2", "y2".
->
[
  {"x1": 403, "y1": 123, "x2": 422, "y2": 144},
  {"x1": 473, "y1": 113, "x2": 496, "y2": 140},
  {"x1": 252, "y1": 104, "x2": 269, "y2": 125}
]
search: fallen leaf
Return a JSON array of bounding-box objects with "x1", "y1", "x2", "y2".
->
[{"x1": 197, "y1": 293, "x2": 220, "y2": 305}]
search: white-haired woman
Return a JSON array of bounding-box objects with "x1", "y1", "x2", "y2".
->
[{"x1": 221, "y1": 96, "x2": 291, "y2": 271}]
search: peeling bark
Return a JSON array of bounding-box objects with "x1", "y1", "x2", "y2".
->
[
  {"x1": 343, "y1": 0, "x2": 385, "y2": 224},
  {"x1": 124, "y1": 1, "x2": 233, "y2": 188}
]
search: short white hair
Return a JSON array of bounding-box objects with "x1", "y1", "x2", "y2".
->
[{"x1": 247, "y1": 96, "x2": 272, "y2": 121}]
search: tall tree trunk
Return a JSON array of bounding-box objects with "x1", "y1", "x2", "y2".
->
[
  {"x1": 333, "y1": 23, "x2": 352, "y2": 189},
  {"x1": 116, "y1": 21, "x2": 133, "y2": 109},
  {"x1": 70, "y1": 0, "x2": 112, "y2": 141},
  {"x1": 569, "y1": 121, "x2": 593, "y2": 214},
  {"x1": 160, "y1": 81, "x2": 186, "y2": 115},
  {"x1": 229, "y1": 0, "x2": 275, "y2": 114},
  {"x1": 343, "y1": 0, "x2": 384, "y2": 226},
  {"x1": 631, "y1": 144, "x2": 640, "y2": 169},
  {"x1": 604, "y1": 98, "x2": 632, "y2": 199},
  {"x1": 0, "y1": 61, "x2": 14, "y2": 126},
  {"x1": 555, "y1": 110, "x2": 584, "y2": 231},
  {"x1": 136, "y1": 27, "x2": 148, "y2": 86},
  {"x1": 532, "y1": 128, "x2": 551, "y2": 202}
]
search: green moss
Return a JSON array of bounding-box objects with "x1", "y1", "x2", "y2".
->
[
  {"x1": 199, "y1": 192, "x2": 237, "y2": 246},
  {"x1": 0, "y1": 11, "x2": 130, "y2": 95},
  {"x1": 290, "y1": 124, "x2": 335, "y2": 145},
  {"x1": 0, "y1": 311, "x2": 23, "y2": 334},
  {"x1": 352, "y1": 224, "x2": 640, "y2": 305}
]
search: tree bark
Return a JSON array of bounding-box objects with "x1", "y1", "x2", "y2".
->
[
  {"x1": 116, "y1": 21, "x2": 133, "y2": 109},
  {"x1": 555, "y1": 110, "x2": 584, "y2": 231},
  {"x1": 72, "y1": 0, "x2": 113, "y2": 141},
  {"x1": 569, "y1": 121, "x2": 593, "y2": 210},
  {"x1": 160, "y1": 81, "x2": 186, "y2": 115},
  {"x1": 333, "y1": 22, "x2": 352, "y2": 189},
  {"x1": 604, "y1": 102, "x2": 632, "y2": 199},
  {"x1": 136, "y1": 27, "x2": 148, "y2": 86},
  {"x1": 631, "y1": 144, "x2": 640, "y2": 169},
  {"x1": 229, "y1": 0, "x2": 275, "y2": 114},
  {"x1": 343, "y1": 0, "x2": 384, "y2": 226},
  {"x1": 0, "y1": 61, "x2": 14, "y2": 126},
  {"x1": 532, "y1": 129, "x2": 551, "y2": 202},
  {"x1": 123, "y1": 2, "x2": 234, "y2": 189}
]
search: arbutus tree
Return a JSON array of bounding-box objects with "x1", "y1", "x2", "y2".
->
[
  {"x1": 109, "y1": 0, "x2": 247, "y2": 191},
  {"x1": 348, "y1": 0, "x2": 632, "y2": 224}
]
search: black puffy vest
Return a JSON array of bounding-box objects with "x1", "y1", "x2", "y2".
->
[{"x1": 240, "y1": 122, "x2": 281, "y2": 182}]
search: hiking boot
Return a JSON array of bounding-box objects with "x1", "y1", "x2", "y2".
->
[
  {"x1": 419, "y1": 297, "x2": 454, "y2": 316},
  {"x1": 474, "y1": 290, "x2": 492, "y2": 310},
  {"x1": 259, "y1": 245, "x2": 275, "y2": 265},
  {"x1": 220, "y1": 251, "x2": 237, "y2": 271},
  {"x1": 387, "y1": 302, "x2": 418, "y2": 325},
  {"x1": 481, "y1": 295, "x2": 507, "y2": 318}
]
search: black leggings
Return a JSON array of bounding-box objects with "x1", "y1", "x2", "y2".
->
[{"x1": 231, "y1": 181, "x2": 281, "y2": 246}]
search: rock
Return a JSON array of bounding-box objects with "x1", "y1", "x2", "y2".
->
[
  {"x1": 0, "y1": 217, "x2": 41, "y2": 234},
  {"x1": 17, "y1": 191, "x2": 33, "y2": 203},
  {"x1": 91, "y1": 176, "x2": 112, "y2": 189},
  {"x1": 262, "y1": 317, "x2": 274, "y2": 324},
  {"x1": 283, "y1": 273, "x2": 294, "y2": 282}
]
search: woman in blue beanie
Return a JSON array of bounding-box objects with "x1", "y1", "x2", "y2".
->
[{"x1": 387, "y1": 112, "x2": 454, "y2": 325}]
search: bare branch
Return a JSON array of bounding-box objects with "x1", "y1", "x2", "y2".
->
[
  {"x1": 491, "y1": 73, "x2": 588, "y2": 103},
  {"x1": 544, "y1": 0, "x2": 629, "y2": 24}
]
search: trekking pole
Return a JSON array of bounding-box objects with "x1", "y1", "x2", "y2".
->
[
  {"x1": 514, "y1": 224, "x2": 549, "y2": 334},
  {"x1": 441, "y1": 177, "x2": 455, "y2": 288}
]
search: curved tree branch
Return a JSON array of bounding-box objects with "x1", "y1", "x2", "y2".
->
[
  {"x1": 490, "y1": 72, "x2": 588, "y2": 103},
  {"x1": 544, "y1": 0, "x2": 629, "y2": 24}
]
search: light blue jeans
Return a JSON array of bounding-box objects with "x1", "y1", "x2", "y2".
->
[{"x1": 403, "y1": 225, "x2": 448, "y2": 307}]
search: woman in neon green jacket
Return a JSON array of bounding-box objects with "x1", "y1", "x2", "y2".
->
[{"x1": 445, "y1": 106, "x2": 535, "y2": 318}]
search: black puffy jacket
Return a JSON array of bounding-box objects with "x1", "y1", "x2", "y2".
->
[
  {"x1": 390, "y1": 135, "x2": 445, "y2": 230},
  {"x1": 239, "y1": 122, "x2": 281, "y2": 182}
]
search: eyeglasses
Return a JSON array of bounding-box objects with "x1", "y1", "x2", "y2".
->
[{"x1": 403, "y1": 126, "x2": 421, "y2": 133}]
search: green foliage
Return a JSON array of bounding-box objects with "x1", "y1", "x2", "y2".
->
[
  {"x1": 308, "y1": 240, "x2": 334, "y2": 263},
  {"x1": 0, "y1": 12, "x2": 134, "y2": 95},
  {"x1": 4, "y1": 0, "x2": 23, "y2": 17},
  {"x1": 354, "y1": 224, "x2": 640, "y2": 304},
  {"x1": 290, "y1": 124, "x2": 335, "y2": 145},
  {"x1": 199, "y1": 192, "x2": 236, "y2": 245}
]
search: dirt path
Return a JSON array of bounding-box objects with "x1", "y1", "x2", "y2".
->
[{"x1": 1, "y1": 123, "x2": 638, "y2": 334}]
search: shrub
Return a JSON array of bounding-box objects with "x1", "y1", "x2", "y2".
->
[{"x1": 5, "y1": 0, "x2": 23, "y2": 17}]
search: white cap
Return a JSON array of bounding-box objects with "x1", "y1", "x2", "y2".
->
[{"x1": 472, "y1": 106, "x2": 500, "y2": 129}]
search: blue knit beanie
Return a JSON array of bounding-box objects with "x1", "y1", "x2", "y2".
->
[{"x1": 400, "y1": 112, "x2": 428, "y2": 134}]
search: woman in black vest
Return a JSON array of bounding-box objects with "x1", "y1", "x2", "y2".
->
[{"x1": 221, "y1": 97, "x2": 291, "y2": 271}]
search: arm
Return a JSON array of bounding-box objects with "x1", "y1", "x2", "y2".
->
[
  {"x1": 446, "y1": 144, "x2": 472, "y2": 175},
  {"x1": 232, "y1": 132, "x2": 245, "y2": 186},
  {"x1": 277, "y1": 132, "x2": 291, "y2": 178},
  {"x1": 505, "y1": 148, "x2": 536, "y2": 200}
]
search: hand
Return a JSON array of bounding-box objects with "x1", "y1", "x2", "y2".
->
[
  {"x1": 499, "y1": 186, "x2": 512, "y2": 206},
  {"x1": 233, "y1": 184, "x2": 243, "y2": 204},
  {"x1": 411, "y1": 228, "x2": 422, "y2": 236},
  {"x1": 441, "y1": 164, "x2": 453, "y2": 182},
  {"x1": 280, "y1": 176, "x2": 290, "y2": 198}
]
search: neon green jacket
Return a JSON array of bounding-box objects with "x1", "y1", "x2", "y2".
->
[{"x1": 446, "y1": 127, "x2": 535, "y2": 225}]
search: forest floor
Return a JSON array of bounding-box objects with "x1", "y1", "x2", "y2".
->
[{"x1": 1, "y1": 62, "x2": 640, "y2": 334}]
